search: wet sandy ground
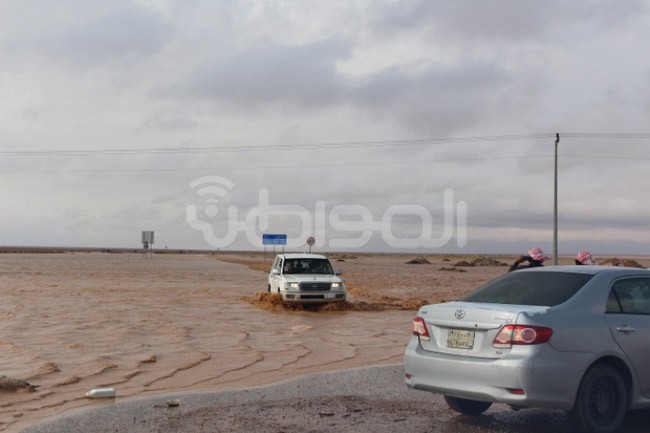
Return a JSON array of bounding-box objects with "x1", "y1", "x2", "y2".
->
[
  {"x1": 0, "y1": 252, "x2": 457, "y2": 432},
  {"x1": 21, "y1": 365, "x2": 650, "y2": 433},
  {"x1": 2, "y1": 252, "x2": 648, "y2": 432}
]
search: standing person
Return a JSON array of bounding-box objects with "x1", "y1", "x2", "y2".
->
[
  {"x1": 509, "y1": 247, "x2": 549, "y2": 272},
  {"x1": 575, "y1": 250, "x2": 595, "y2": 265}
]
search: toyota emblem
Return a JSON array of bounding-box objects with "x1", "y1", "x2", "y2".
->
[{"x1": 454, "y1": 309, "x2": 465, "y2": 320}]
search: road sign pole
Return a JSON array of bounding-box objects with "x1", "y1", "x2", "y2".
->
[{"x1": 263, "y1": 234, "x2": 288, "y2": 259}]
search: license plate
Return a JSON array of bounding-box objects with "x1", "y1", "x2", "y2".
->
[{"x1": 447, "y1": 329, "x2": 475, "y2": 349}]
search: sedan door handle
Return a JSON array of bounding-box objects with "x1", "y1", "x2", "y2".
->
[{"x1": 616, "y1": 325, "x2": 636, "y2": 333}]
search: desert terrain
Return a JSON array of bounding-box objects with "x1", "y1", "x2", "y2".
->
[{"x1": 0, "y1": 251, "x2": 647, "y2": 432}]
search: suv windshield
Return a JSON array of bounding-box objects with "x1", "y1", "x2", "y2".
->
[
  {"x1": 283, "y1": 258, "x2": 333, "y2": 275},
  {"x1": 461, "y1": 271, "x2": 594, "y2": 306}
]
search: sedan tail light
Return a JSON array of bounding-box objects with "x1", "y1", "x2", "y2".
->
[
  {"x1": 492, "y1": 325, "x2": 553, "y2": 348},
  {"x1": 412, "y1": 317, "x2": 430, "y2": 341}
]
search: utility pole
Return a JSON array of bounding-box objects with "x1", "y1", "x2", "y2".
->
[{"x1": 553, "y1": 133, "x2": 559, "y2": 265}]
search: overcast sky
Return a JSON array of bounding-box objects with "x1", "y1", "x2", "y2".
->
[{"x1": 1, "y1": 0, "x2": 650, "y2": 256}]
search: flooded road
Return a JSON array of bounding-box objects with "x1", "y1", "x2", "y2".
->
[
  {"x1": 0, "y1": 253, "x2": 412, "y2": 432},
  {"x1": 5, "y1": 252, "x2": 648, "y2": 432}
]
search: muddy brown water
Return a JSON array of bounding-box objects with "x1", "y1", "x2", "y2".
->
[
  {"x1": 0, "y1": 253, "x2": 427, "y2": 432},
  {"x1": 2, "y1": 252, "x2": 645, "y2": 432}
]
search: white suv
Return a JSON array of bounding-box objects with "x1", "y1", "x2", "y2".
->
[{"x1": 268, "y1": 253, "x2": 346, "y2": 304}]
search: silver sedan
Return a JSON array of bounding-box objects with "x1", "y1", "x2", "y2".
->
[{"x1": 404, "y1": 266, "x2": 650, "y2": 433}]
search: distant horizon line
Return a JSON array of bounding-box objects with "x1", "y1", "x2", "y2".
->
[{"x1": 1, "y1": 245, "x2": 648, "y2": 259}]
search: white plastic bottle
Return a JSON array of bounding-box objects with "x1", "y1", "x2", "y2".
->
[{"x1": 85, "y1": 388, "x2": 115, "y2": 398}]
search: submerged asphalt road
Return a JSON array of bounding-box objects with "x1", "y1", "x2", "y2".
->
[{"x1": 22, "y1": 364, "x2": 650, "y2": 433}]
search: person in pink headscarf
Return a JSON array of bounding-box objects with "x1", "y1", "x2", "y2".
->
[
  {"x1": 508, "y1": 247, "x2": 549, "y2": 272},
  {"x1": 575, "y1": 250, "x2": 595, "y2": 265}
]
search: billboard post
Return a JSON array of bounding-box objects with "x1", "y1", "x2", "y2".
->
[{"x1": 142, "y1": 231, "x2": 155, "y2": 258}]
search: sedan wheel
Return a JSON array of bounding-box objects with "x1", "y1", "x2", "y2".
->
[
  {"x1": 572, "y1": 364, "x2": 627, "y2": 433},
  {"x1": 444, "y1": 396, "x2": 492, "y2": 415}
]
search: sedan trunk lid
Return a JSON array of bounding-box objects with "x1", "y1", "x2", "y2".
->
[{"x1": 417, "y1": 301, "x2": 548, "y2": 358}]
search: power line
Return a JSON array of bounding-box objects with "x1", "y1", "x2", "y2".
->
[
  {"x1": 558, "y1": 132, "x2": 650, "y2": 139},
  {"x1": 1, "y1": 132, "x2": 649, "y2": 173},
  {"x1": 0, "y1": 133, "x2": 558, "y2": 157},
  {"x1": 2, "y1": 132, "x2": 649, "y2": 157}
]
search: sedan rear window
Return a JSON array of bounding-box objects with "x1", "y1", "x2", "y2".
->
[{"x1": 461, "y1": 271, "x2": 594, "y2": 306}]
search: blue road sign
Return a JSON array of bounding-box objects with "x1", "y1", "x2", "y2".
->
[{"x1": 263, "y1": 234, "x2": 287, "y2": 245}]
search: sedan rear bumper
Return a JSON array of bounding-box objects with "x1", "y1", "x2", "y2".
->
[{"x1": 403, "y1": 337, "x2": 590, "y2": 409}]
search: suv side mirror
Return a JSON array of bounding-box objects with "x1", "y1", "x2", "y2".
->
[
  {"x1": 271, "y1": 269, "x2": 280, "y2": 275},
  {"x1": 335, "y1": 269, "x2": 343, "y2": 275}
]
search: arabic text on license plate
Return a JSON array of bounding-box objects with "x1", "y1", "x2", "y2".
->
[{"x1": 447, "y1": 329, "x2": 475, "y2": 349}]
